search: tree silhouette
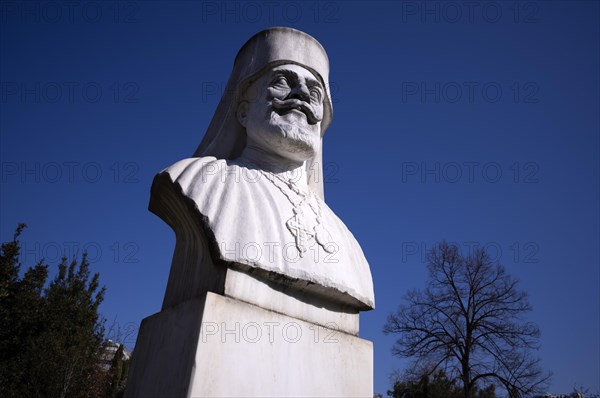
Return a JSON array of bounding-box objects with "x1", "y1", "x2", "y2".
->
[{"x1": 384, "y1": 241, "x2": 550, "y2": 398}]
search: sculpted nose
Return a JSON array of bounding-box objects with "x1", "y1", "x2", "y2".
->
[{"x1": 289, "y1": 82, "x2": 311, "y2": 102}]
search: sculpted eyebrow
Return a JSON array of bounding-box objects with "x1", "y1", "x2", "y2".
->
[
  {"x1": 306, "y1": 78, "x2": 323, "y2": 91},
  {"x1": 301, "y1": 73, "x2": 323, "y2": 90},
  {"x1": 271, "y1": 69, "x2": 298, "y2": 83},
  {"x1": 271, "y1": 69, "x2": 322, "y2": 90}
]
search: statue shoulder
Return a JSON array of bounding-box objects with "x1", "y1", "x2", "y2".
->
[
  {"x1": 149, "y1": 156, "x2": 234, "y2": 230},
  {"x1": 160, "y1": 156, "x2": 218, "y2": 179},
  {"x1": 156, "y1": 157, "x2": 238, "y2": 189}
]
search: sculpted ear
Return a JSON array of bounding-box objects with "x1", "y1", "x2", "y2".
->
[{"x1": 236, "y1": 101, "x2": 249, "y2": 127}]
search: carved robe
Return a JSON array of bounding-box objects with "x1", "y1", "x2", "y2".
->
[{"x1": 150, "y1": 157, "x2": 375, "y2": 310}]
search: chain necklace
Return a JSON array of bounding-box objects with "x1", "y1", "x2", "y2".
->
[{"x1": 258, "y1": 168, "x2": 335, "y2": 257}]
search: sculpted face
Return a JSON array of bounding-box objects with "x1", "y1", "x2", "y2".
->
[{"x1": 237, "y1": 64, "x2": 325, "y2": 163}]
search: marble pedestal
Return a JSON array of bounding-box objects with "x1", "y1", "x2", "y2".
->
[{"x1": 125, "y1": 291, "x2": 373, "y2": 398}]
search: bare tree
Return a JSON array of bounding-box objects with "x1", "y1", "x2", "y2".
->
[{"x1": 384, "y1": 241, "x2": 550, "y2": 398}]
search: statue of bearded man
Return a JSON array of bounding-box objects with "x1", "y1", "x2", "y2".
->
[{"x1": 150, "y1": 27, "x2": 374, "y2": 328}]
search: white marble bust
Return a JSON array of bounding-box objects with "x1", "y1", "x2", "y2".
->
[{"x1": 150, "y1": 27, "x2": 374, "y2": 313}]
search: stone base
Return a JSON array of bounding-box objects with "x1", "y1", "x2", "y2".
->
[{"x1": 125, "y1": 292, "x2": 373, "y2": 398}]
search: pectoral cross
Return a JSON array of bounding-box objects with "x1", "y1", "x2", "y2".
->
[{"x1": 286, "y1": 208, "x2": 312, "y2": 257}]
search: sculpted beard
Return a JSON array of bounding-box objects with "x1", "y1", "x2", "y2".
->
[{"x1": 265, "y1": 98, "x2": 321, "y2": 157}]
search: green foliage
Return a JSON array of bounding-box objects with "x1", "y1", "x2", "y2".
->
[
  {"x1": 477, "y1": 385, "x2": 496, "y2": 398},
  {"x1": 388, "y1": 369, "x2": 496, "y2": 398},
  {"x1": 0, "y1": 223, "x2": 50, "y2": 395},
  {"x1": 388, "y1": 369, "x2": 463, "y2": 398},
  {"x1": 0, "y1": 224, "x2": 127, "y2": 398},
  {"x1": 106, "y1": 343, "x2": 130, "y2": 398}
]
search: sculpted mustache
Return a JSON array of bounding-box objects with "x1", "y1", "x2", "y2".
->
[{"x1": 271, "y1": 98, "x2": 321, "y2": 124}]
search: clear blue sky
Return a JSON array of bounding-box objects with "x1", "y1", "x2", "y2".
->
[{"x1": 1, "y1": 1, "x2": 598, "y2": 395}]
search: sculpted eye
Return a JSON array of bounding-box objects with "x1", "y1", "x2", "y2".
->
[
  {"x1": 272, "y1": 76, "x2": 289, "y2": 88},
  {"x1": 310, "y1": 88, "x2": 323, "y2": 103}
]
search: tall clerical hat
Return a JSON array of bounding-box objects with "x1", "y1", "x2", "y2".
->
[{"x1": 193, "y1": 27, "x2": 333, "y2": 200}]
